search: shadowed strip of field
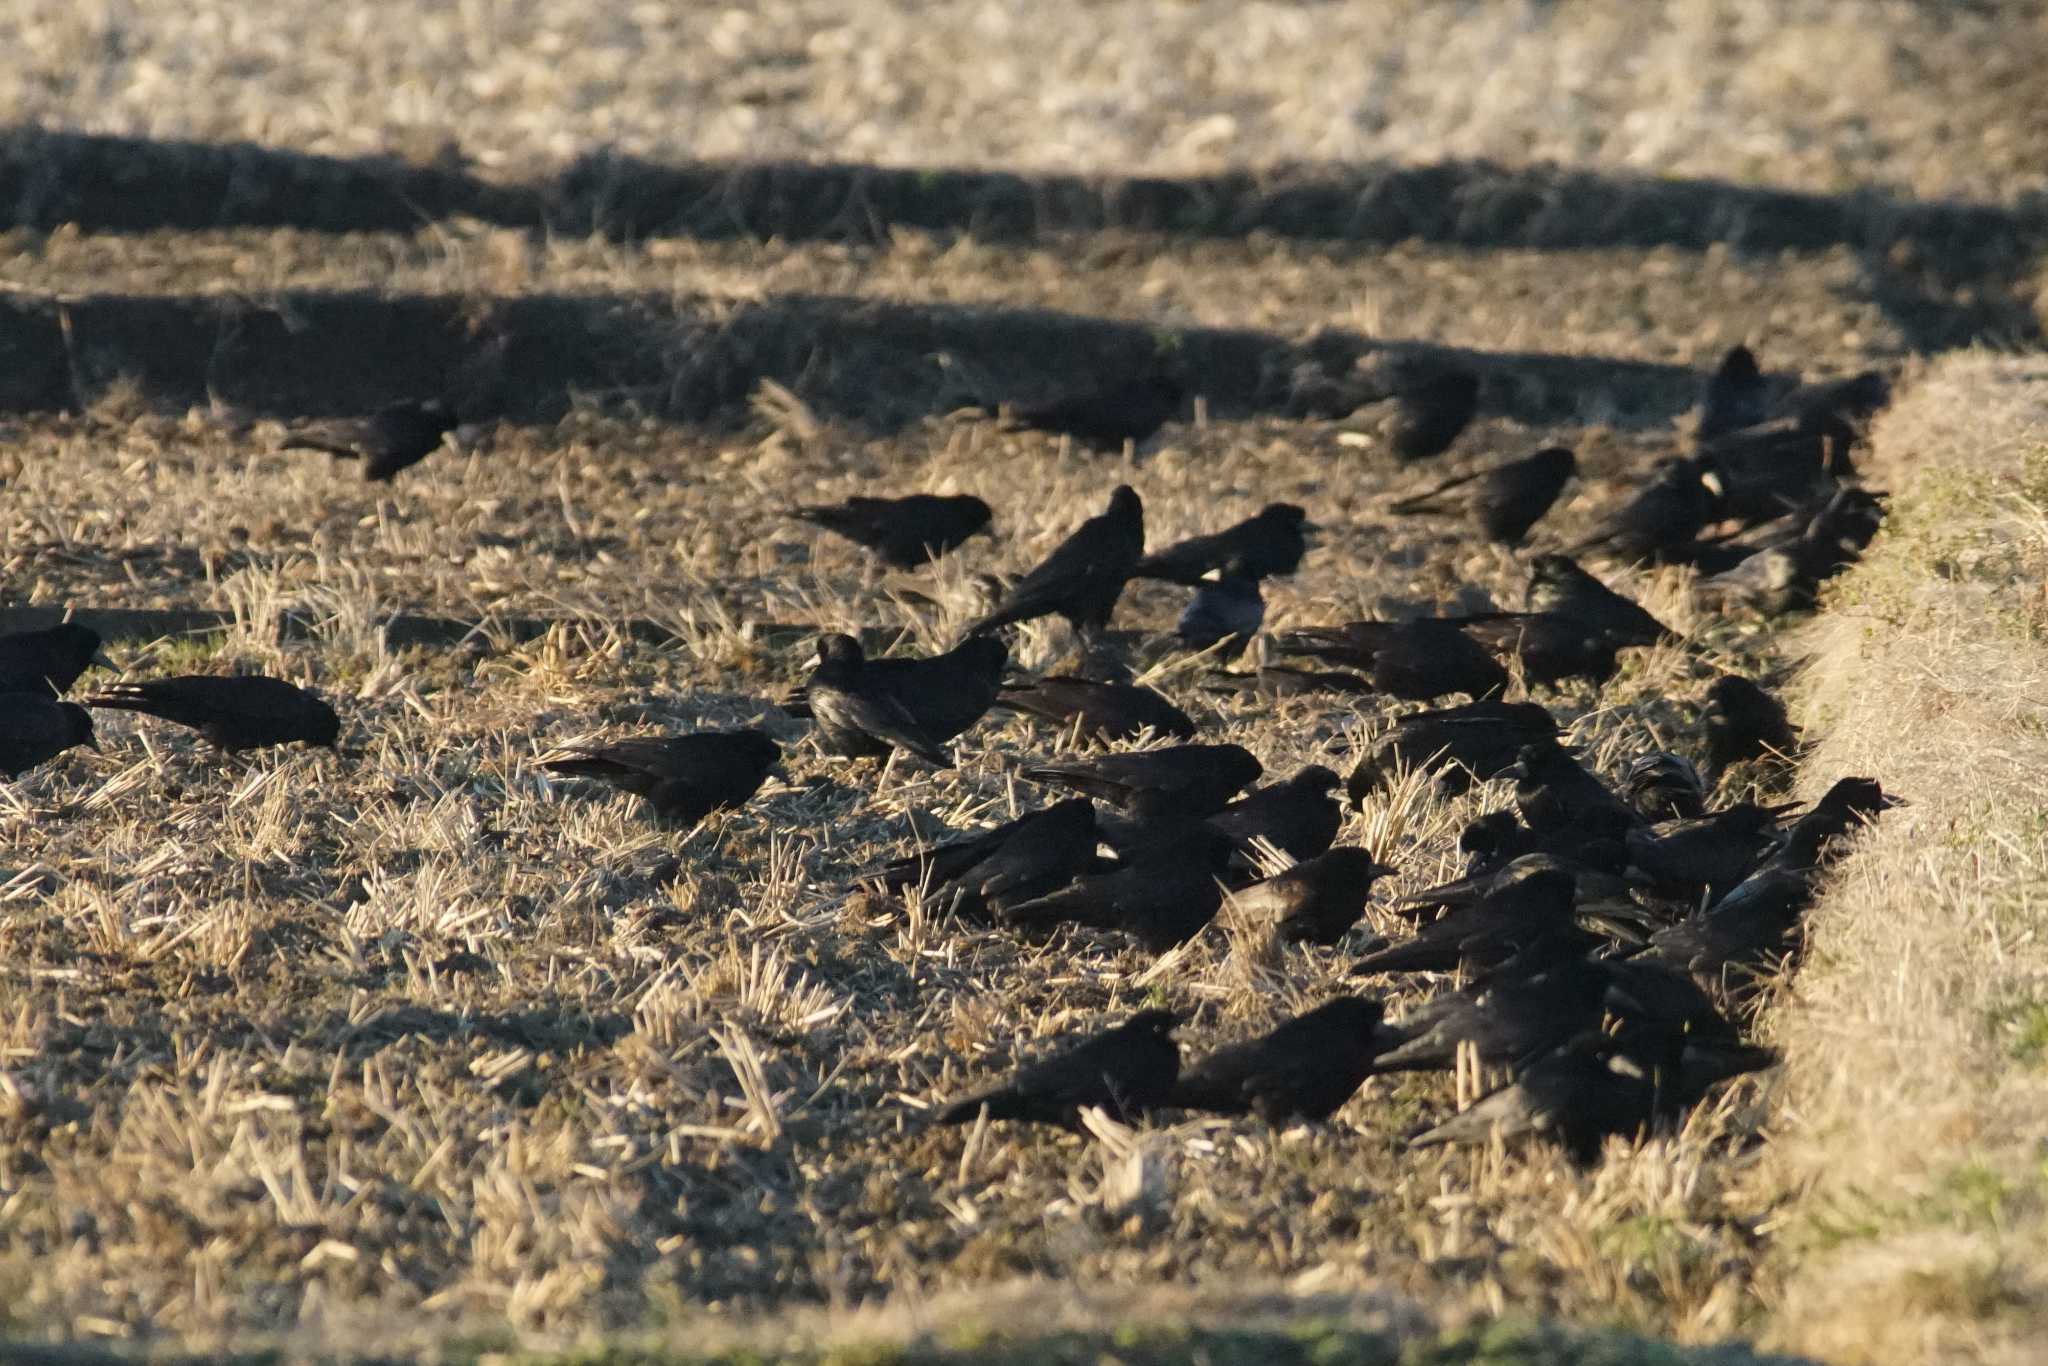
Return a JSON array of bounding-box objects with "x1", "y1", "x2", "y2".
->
[
  {"x1": 0, "y1": 287, "x2": 1708, "y2": 428},
  {"x1": 4, "y1": 127, "x2": 2039, "y2": 271}
]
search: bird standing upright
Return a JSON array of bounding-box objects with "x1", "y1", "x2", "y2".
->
[{"x1": 965, "y1": 486, "x2": 1145, "y2": 641}]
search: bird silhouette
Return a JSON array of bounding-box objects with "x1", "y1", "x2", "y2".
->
[
  {"x1": 0, "y1": 695, "x2": 97, "y2": 776},
  {"x1": 788, "y1": 493, "x2": 992, "y2": 568},
  {"x1": 804, "y1": 633, "x2": 1007, "y2": 766},
  {"x1": 1172, "y1": 997, "x2": 1390, "y2": 1123},
  {"x1": 935, "y1": 1009, "x2": 1182, "y2": 1128},
  {"x1": 540, "y1": 731, "x2": 779, "y2": 824},
  {"x1": 280, "y1": 399, "x2": 459, "y2": 481},
  {"x1": 1391, "y1": 446, "x2": 1576, "y2": 545},
  {"x1": 966, "y1": 485, "x2": 1145, "y2": 640},
  {"x1": 87, "y1": 675, "x2": 340, "y2": 751}
]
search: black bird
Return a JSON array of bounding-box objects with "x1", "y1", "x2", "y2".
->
[
  {"x1": 805, "y1": 633, "x2": 1007, "y2": 766},
  {"x1": 540, "y1": 731, "x2": 779, "y2": 824},
  {"x1": 1172, "y1": 997, "x2": 1390, "y2": 1123},
  {"x1": 1385, "y1": 367, "x2": 1481, "y2": 461},
  {"x1": 1352, "y1": 865, "x2": 1582, "y2": 977},
  {"x1": 1409, "y1": 1032, "x2": 1659, "y2": 1165},
  {"x1": 1390, "y1": 851, "x2": 1626, "y2": 922},
  {"x1": 1208, "y1": 765, "x2": 1344, "y2": 865},
  {"x1": 1449, "y1": 613, "x2": 1623, "y2": 688},
  {"x1": 1696, "y1": 418, "x2": 1843, "y2": 527},
  {"x1": 788, "y1": 493, "x2": 993, "y2": 568},
  {"x1": 1275, "y1": 619, "x2": 1508, "y2": 702},
  {"x1": 0, "y1": 695, "x2": 97, "y2": 777},
  {"x1": 1625, "y1": 803, "x2": 1787, "y2": 903},
  {"x1": 965, "y1": 485, "x2": 1145, "y2": 640},
  {"x1": 1508, "y1": 744, "x2": 1641, "y2": 840},
  {"x1": 994, "y1": 676, "x2": 1196, "y2": 743},
  {"x1": 1176, "y1": 561, "x2": 1264, "y2": 653},
  {"x1": 1374, "y1": 958, "x2": 1614, "y2": 1075},
  {"x1": 1001, "y1": 374, "x2": 1184, "y2": 452},
  {"x1": 0, "y1": 622, "x2": 111, "y2": 698},
  {"x1": 1777, "y1": 369, "x2": 1890, "y2": 438},
  {"x1": 873, "y1": 798, "x2": 1103, "y2": 918},
  {"x1": 1230, "y1": 847, "x2": 1398, "y2": 945},
  {"x1": 935, "y1": 1008, "x2": 1181, "y2": 1128},
  {"x1": 1637, "y1": 870, "x2": 1809, "y2": 992},
  {"x1": 1391, "y1": 446, "x2": 1576, "y2": 545},
  {"x1": 1572, "y1": 457, "x2": 1719, "y2": 564},
  {"x1": 999, "y1": 827, "x2": 1239, "y2": 952},
  {"x1": 1023, "y1": 743, "x2": 1262, "y2": 817},
  {"x1": 1136, "y1": 503, "x2": 1312, "y2": 584},
  {"x1": 1695, "y1": 533, "x2": 1832, "y2": 617},
  {"x1": 87, "y1": 675, "x2": 340, "y2": 751},
  {"x1": 1702, "y1": 675, "x2": 1799, "y2": 772},
  {"x1": 1622, "y1": 752, "x2": 1708, "y2": 822},
  {"x1": 280, "y1": 398, "x2": 459, "y2": 482},
  {"x1": 1696, "y1": 344, "x2": 1773, "y2": 442},
  {"x1": 1347, "y1": 700, "x2": 1561, "y2": 803},
  {"x1": 1763, "y1": 777, "x2": 1897, "y2": 874},
  {"x1": 1525, "y1": 554, "x2": 1676, "y2": 648}
]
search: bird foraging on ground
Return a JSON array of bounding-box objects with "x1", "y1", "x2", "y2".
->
[
  {"x1": 1383, "y1": 367, "x2": 1481, "y2": 461},
  {"x1": 1524, "y1": 554, "x2": 1676, "y2": 649},
  {"x1": 1409, "y1": 1031, "x2": 1660, "y2": 1166},
  {"x1": 1023, "y1": 742, "x2": 1262, "y2": 817},
  {"x1": 1172, "y1": 997, "x2": 1390, "y2": 1123},
  {"x1": 1228, "y1": 847, "x2": 1398, "y2": 946},
  {"x1": 87, "y1": 675, "x2": 340, "y2": 752},
  {"x1": 1136, "y1": 503, "x2": 1312, "y2": 584},
  {"x1": 0, "y1": 695, "x2": 98, "y2": 776},
  {"x1": 1176, "y1": 559, "x2": 1264, "y2": 653},
  {"x1": 965, "y1": 485, "x2": 1145, "y2": 641},
  {"x1": 995, "y1": 374, "x2": 1184, "y2": 452},
  {"x1": 934, "y1": 1008, "x2": 1182, "y2": 1128},
  {"x1": 1572, "y1": 457, "x2": 1720, "y2": 564},
  {"x1": 999, "y1": 825, "x2": 1239, "y2": 952},
  {"x1": 1702, "y1": 675, "x2": 1800, "y2": 772},
  {"x1": 280, "y1": 398, "x2": 459, "y2": 482},
  {"x1": 1275, "y1": 618, "x2": 1509, "y2": 702},
  {"x1": 1391, "y1": 446, "x2": 1576, "y2": 545},
  {"x1": 787, "y1": 493, "x2": 993, "y2": 568},
  {"x1": 994, "y1": 675, "x2": 1196, "y2": 743},
  {"x1": 804, "y1": 633, "x2": 1006, "y2": 767},
  {"x1": 540, "y1": 730, "x2": 779, "y2": 825},
  {"x1": 0, "y1": 622, "x2": 112, "y2": 699}
]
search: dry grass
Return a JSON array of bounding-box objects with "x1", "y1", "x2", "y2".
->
[
  {"x1": 2, "y1": 2, "x2": 2047, "y2": 1361},
  {"x1": 7, "y1": 1, "x2": 2048, "y2": 203},
  {"x1": 1746, "y1": 353, "x2": 2048, "y2": 1364}
]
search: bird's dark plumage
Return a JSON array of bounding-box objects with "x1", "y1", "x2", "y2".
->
[
  {"x1": 1275, "y1": 619, "x2": 1509, "y2": 702},
  {"x1": 0, "y1": 695, "x2": 97, "y2": 776},
  {"x1": 87, "y1": 675, "x2": 340, "y2": 751},
  {"x1": 994, "y1": 676, "x2": 1196, "y2": 743},
  {"x1": 1449, "y1": 612, "x2": 1623, "y2": 688},
  {"x1": 788, "y1": 493, "x2": 992, "y2": 568},
  {"x1": 1172, "y1": 997, "x2": 1389, "y2": 1122},
  {"x1": 1176, "y1": 562, "x2": 1264, "y2": 654},
  {"x1": 1023, "y1": 743, "x2": 1262, "y2": 816},
  {"x1": 1525, "y1": 555, "x2": 1675, "y2": 649},
  {"x1": 1385, "y1": 368, "x2": 1481, "y2": 461},
  {"x1": 1346, "y1": 700, "x2": 1561, "y2": 803},
  {"x1": 280, "y1": 399, "x2": 459, "y2": 482},
  {"x1": 1229, "y1": 847, "x2": 1396, "y2": 945},
  {"x1": 1001, "y1": 375, "x2": 1184, "y2": 451},
  {"x1": 1136, "y1": 504, "x2": 1311, "y2": 585},
  {"x1": 1696, "y1": 344, "x2": 1772, "y2": 442},
  {"x1": 999, "y1": 827, "x2": 1238, "y2": 952},
  {"x1": 1703, "y1": 675, "x2": 1800, "y2": 772},
  {"x1": 1508, "y1": 744, "x2": 1641, "y2": 840},
  {"x1": 1391, "y1": 446, "x2": 1576, "y2": 545},
  {"x1": 1573, "y1": 457, "x2": 1719, "y2": 564},
  {"x1": 1352, "y1": 864, "x2": 1582, "y2": 977},
  {"x1": 541, "y1": 731, "x2": 779, "y2": 824},
  {"x1": 1625, "y1": 804, "x2": 1786, "y2": 902},
  {"x1": 1623, "y1": 752, "x2": 1708, "y2": 822},
  {"x1": 935, "y1": 1009, "x2": 1181, "y2": 1128},
  {"x1": 1208, "y1": 765, "x2": 1344, "y2": 865},
  {"x1": 0, "y1": 623, "x2": 110, "y2": 699},
  {"x1": 875, "y1": 798, "x2": 1103, "y2": 918},
  {"x1": 805, "y1": 633, "x2": 1007, "y2": 766},
  {"x1": 1409, "y1": 1032, "x2": 1659, "y2": 1165},
  {"x1": 1375, "y1": 958, "x2": 1614, "y2": 1075},
  {"x1": 966, "y1": 486, "x2": 1145, "y2": 639}
]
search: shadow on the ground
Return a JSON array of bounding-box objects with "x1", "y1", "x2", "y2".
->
[
  {"x1": 0, "y1": 286, "x2": 1708, "y2": 429},
  {"x1": 3, "y1": 126, "x2": 2037, "y2": 269}
]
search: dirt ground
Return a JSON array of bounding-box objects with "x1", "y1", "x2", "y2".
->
[{"x1": 2, "y1": 3, "x2": 2047, "y2": 1362}]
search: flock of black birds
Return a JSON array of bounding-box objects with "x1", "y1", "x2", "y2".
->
[{"x1": 0, "y1": 342, "x2": 1901, "y2": 1166}]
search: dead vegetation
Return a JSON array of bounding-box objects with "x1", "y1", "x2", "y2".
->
[{"x1": 1, "y1": 2, "x2": 2047, "y2": 1363}]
